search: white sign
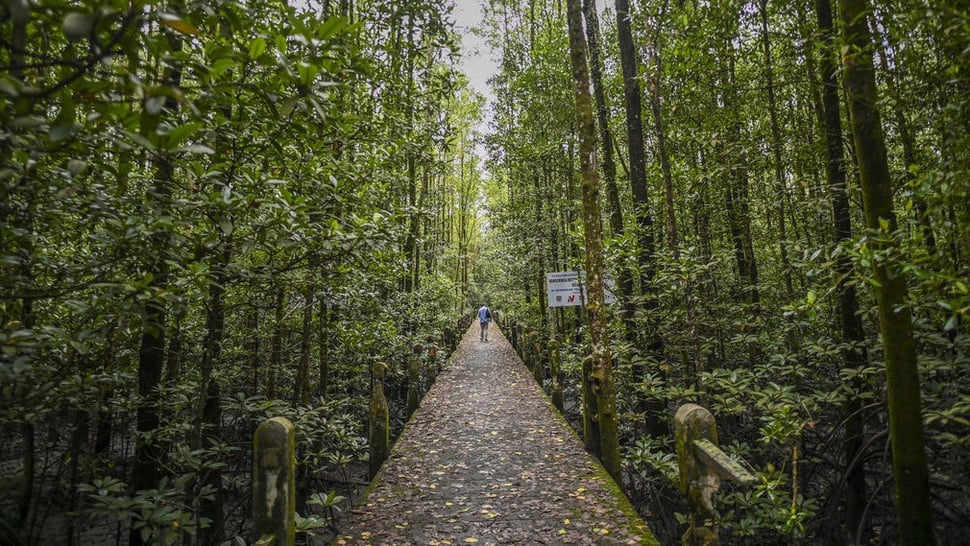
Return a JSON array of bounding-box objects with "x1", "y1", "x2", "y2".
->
[{"x1": 546, "y1": 271, "x2": 617, "y2": 308}]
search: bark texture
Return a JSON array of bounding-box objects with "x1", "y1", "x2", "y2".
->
[
  {"x1": 566, "y1": 0, "x2": 621, "y2": 482},
  {"x1": 839, "y1": 0, "x2": 935, "y2": 542}
]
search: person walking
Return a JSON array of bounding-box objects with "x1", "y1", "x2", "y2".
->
[{"x1": 478, "y1": 304, "x2": 492, "y2": 341}]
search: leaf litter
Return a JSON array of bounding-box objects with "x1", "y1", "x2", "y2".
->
[{"x1": 335, "y1": 324, "x2": 658, "y2": 545}]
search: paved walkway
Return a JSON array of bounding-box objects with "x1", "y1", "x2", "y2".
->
[{"x1": 335, "y1": 323, "x2": 658, "y2": 545}]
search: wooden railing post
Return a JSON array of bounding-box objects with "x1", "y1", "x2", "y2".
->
[
  {"x1": 426, "y1": 343, "x2": 439, "y2": 390},
  {"x1": 532, "y1": 336, "x2": 543, "y2": 384},
  {"x1": 511, "y1": 322, "x2": 519, "y2": 352},
  {"x1": 674, "y1": 404, "x2": 756, "y2": 546},
  {"x1": 443, "y1": 326, "x2": 454, "y2": 354},
  {"x1": 406, "y1": 345, "x2": 422, "y2": 417},
  {"x1": 521, "y1": 331, "x2": 532, "y2": 369},
  {"x1": 253, "y1": 417, "x2": 296, "y2": 546},
  {"x1": 548, "y1": 339, "x2": 563, "y2": 412},
  {"x1": 369, "y1": 361, "x2": 389, "y2": 479}
]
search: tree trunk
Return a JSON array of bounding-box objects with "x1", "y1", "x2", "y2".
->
[
  {"x1": 131, "y1": 173, "x2": 172, "y2": 546},
  {"x1": 318, "y1": 295, "x2": 331, "y2": 401},
  {"x1": 4, "y1": 22, "x2": 35, "y2": 534},
  {"x1": 404, "y1": 153, "x2": 418, "y2": 292},
  {"x1": 268, "y1": 287, "x2": 285, "y2": 399},
  {"x1": 758, "y1": 0, "x2": 794, "y2": 297},
  {"x1": 165, "y1": 309, "x2": 185, "y2": 380},
  {"x1": 566, "y1": 0, "x2": 621, "y2": 482},
  {"x1": 415, "y1": 165, "x2": 430, "y2": 289},
  {"x1": 615, "y1": 0, "x2": 667, "y2": 438},
  {"x1": 246, "y1": 300, "x2": 261, "y2": 395},
  {"x1": 582, "y1": 0, "x2": 621, "y2": 240},
  {"x1": 871, "y1": 15, "x2": 937, "y2": 255},
  {"x1": 296, "y1": 257, "x2": 315, "y2": 406},
  {"x1": 583, "y1": 0, "x2": 636, "y2": 340},
  {"x1": 720, "y1": 37, "x2": 760, "y2": 308},
  {"x1": 614, "y1": 0, "x2": 657, "y2": 296},
  {"x1": 839, "y1": 0, "x2": 935, "y2": 542},
  {"x1": 815, "y1": 0, "x2": 870, "y2": 538},
  {"x1": 644, "y1": 5, "x2": 678, "y2": 258},
  {"x1": 197, "y1": 244, "x2": 229, "y2": 545},
  {"x1": 130, "y1": 9, "x2": 185, "y2": 542}
]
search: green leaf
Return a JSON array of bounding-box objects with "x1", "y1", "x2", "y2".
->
[
  {"x1": 160, "y1": 14, "x2": 202, "y2": 36},
  {"x1": 944, "y1": 314, "x2": 958, "y2": 331},
  {"x1": 298, "y1": 62, "x2": 320, "y2": 85},
  {"x1": 180, "y1": 144, "x2": 215, "y2": 154},
  {"x1": 208, "y1": 58, "x2": 235, "y2": 80},
  {"x1": 66, "y1": 159, "x2": 87, "y2": 175},
  {"x1": 63, "y1": 12, "x2": 93, "y2": 43},
  {"x1": 249, "y1": 37, "x2": 267, "y2": 60},
  {"x1": 317, "y1": 16, "x2": 347, "y2": 41},
  {"x1": 219, "y1": 218, "x2": 233, "y2": 237},
  {"x1": 124, "y1": 131, "x2": 155, "y2": 150},
  {"x1": 280, "y1": 98, "x2": 297, "y2": 118},
  {"x1": 145, "y1": 95, "x2": 165, "y2": 115},
  {"x1": 50, "y1": 122, "x2": 80, "y2": 143},
  {"x1": 0, "y1": 77, "x2": 19, "y2": 96},
  {"x1": 166, "y1": 122, "x2": 203, "y2": 147}
]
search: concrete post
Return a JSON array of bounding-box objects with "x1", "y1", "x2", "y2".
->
[
  {"x1": 532, "y1": 337, "x2": 543, "y2": 384},
  {"x1": 406, "y1": 345, "x2": 422, "y2": 417},
  {"x1": 369, "y1": 361, "x2": 389, "y2": 479},
  {"x1": 675, "y1": 404, "x2": 756, "y2": 546},
  {"x1": 511, "y1": 323, "x2": 519, "y2": 352},
  {"x1": 427, "y1": 344, "x2": 439, "y2": 388},
  {"x1": 548, "y1": 339, "x2": 563, "y2": 412},
  {"x1": 253, "y1": 417, "x2": 296, "y2": 546}
]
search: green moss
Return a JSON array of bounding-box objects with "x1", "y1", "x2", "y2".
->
[
  {"x1": 590, "y1": 456, "x2": 662, "y2": 546},
  {"x1": 535, "y1": 365, "x2": 660, "y2": 545}
]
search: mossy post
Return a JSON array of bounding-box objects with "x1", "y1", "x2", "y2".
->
[
  {"x1": 427, "y1": 344, "x2": 439, "y2": 387},
  {"x1": 548, "y1": 339, "x2": 563, "y2": 412},
  {"x1": 369, "y1": 361, "x2": 389, "y2": 479},
  {"x1": 252, "y1": 417, "x2": 295, "y2": 546},
  {"x1": 675, "y1": 405, "x2": 718, "y2": 513},
  {"x1": 525, "y1": 331, "x2": 536, "y2": 372},
  {"x1": 675, "y1": 404, "x2": 718, "y2": 546},
  {"x1": 511, "y1": 322, "x2": 519, "y2": 352},
  {"x1": 443, "y1": 326, "x2": 453, "y2": 353},
  {"x1": 406, "y1": 344, "x2": 422, "y2": 417},
  {"x1": 532, "y1": 337, "x2": 544, "y2": 385}
]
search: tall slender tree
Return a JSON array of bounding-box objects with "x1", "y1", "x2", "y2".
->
[
  {"x1": 582, "y1": 0, "x2": 635, "y2": 337},
  {"x1": 614, "y1": 0, "x2": 657, "y2": 296},
  {"x1": 839, "y1": 0, "x2": 935, "y2": 542},
  {"x1": 130, "y1": 7, "x2": 183, "y2": 544},
  {"x1": 815, "y1": 0, "x2": 870, "y2": 539},
  {"x1": 566, "y1": 0, "x2": 621, "y2": 482},
  {"x1": 614, "y1": 0, "x2": 667, "y2": 437}
]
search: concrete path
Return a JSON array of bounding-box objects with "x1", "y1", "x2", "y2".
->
[{"x1": 335, "y1": 323, "x2": 658, "y2": 545}]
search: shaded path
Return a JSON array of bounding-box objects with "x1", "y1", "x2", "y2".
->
[{"x1": 335, "y1": 323, "x2": 658, "y2": 545}]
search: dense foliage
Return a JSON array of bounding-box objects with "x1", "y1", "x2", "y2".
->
[
  {"x1": 481, "y1": 0, "x2": 968, "y2": 543},
  {"x1": 1, "y1": 1, "x2": 485, "y2": 544},
  {"x1": 3, "y1": 0, "x2": 968, "y2": 544}
]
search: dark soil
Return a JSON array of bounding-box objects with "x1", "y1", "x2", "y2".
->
[{"x1": 333, "y1": 324, "x2": 659, "y2": 545}]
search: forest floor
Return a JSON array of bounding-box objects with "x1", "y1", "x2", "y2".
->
[{"x1": 333, "y1": 323, "x2": 659, "y2": 545}]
